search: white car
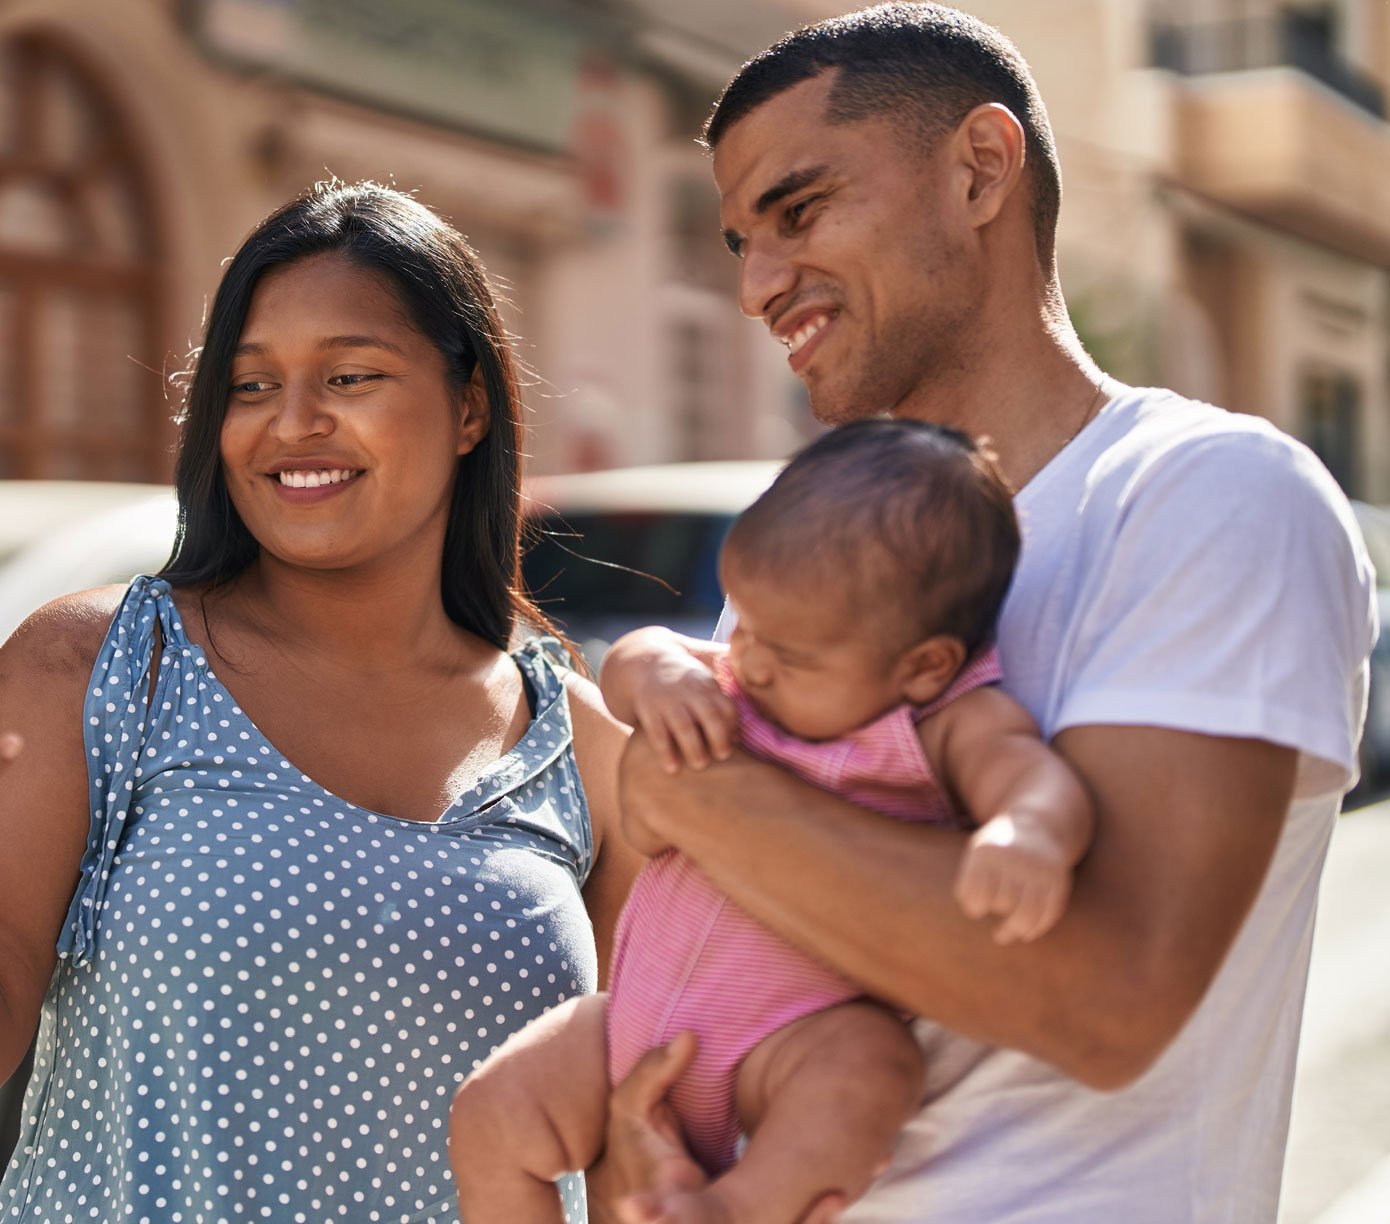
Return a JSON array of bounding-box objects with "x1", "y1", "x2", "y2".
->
[
  {"x1": 1, "y1": 472, "x2": 1381, "y2": 778},
  {"x1": 0, "y1": 462, "x2": 783, "y2": 650},
  {"x1": 0, "y1": 481, "x2": 179, "y2": 642},
  {"x1": 522, "y1": 461, "x2": 782, "y2": 663}
]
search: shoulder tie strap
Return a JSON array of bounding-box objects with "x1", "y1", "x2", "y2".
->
[{"x1": 58, "y1": 576, "x2": 176, "y2": 965}]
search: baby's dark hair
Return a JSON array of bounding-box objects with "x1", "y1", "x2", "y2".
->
[{"x1": 724, "y1": 420, "x2": 1019, "y2": 654}]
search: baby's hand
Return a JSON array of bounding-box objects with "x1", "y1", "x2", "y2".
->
[
  {"x1": 629, "y1": 654, "x2": 737, "y2": 774},
  {"x1": 954, "y1": 814, "x2": 1074, "y2": 945}
]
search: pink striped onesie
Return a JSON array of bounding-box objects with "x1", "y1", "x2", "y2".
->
[{"x1": 605, "y1": 650, "x2": 1002, "y2": 1173}]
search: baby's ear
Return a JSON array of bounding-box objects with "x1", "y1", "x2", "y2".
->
[{"x1": 898, "y1": 634, "x2": 967, "y2": 705}]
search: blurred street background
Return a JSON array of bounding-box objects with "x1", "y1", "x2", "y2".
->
[
  {"x1": 1283, "y1": 796, "x2": 1390, "y2": 1224},
  {"x1": 0, "y1": 0, "x2": 1388, "y2": 1218},
  {"x1": 1, "y1": 0, "x2": 1387, "y2": 487}
]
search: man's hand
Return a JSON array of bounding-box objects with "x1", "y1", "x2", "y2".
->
[
  {"x1": 587, "y1": 1031, "x2": 848, "y2": 1224},
  {"x1": 587, "y1": 1034, "x2": 706, "y2": 1223},
  {"x1": 955, "y1": 813, "x2": 1074, "y2": 945}
]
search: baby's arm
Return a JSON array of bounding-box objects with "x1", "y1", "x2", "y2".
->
[
  {"x1": 600, "y1": 626, "x2": 737, "y2": 774},
  {"x1": 925, "y1": 688, "x2": 1095, "y2": 945}
]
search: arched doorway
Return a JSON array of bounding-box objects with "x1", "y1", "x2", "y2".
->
[{"x1": 0, "y1": 33, "x2": 168, "y2": 481}]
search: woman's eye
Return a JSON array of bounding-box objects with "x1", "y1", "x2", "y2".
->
[
  {"x1": 330, "y1": 373, "x2": 384, "y2": 388},
  {"x1": 229, "y1": 380, "x2": 272, "y2": 396}
]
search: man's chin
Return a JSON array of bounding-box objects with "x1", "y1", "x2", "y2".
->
[{"x1": 809, "y1": 393, "x2": 894, "y2": 428}]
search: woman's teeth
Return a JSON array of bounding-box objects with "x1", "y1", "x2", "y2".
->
[{"x1": 277, "y1": 469, "x2": 361, "y2": 488}]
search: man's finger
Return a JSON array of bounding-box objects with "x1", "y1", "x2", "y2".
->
[
  {"x1": 0, "y1": 733, "x2": 22, "y2": 763},
  {"x1": 611, "y1": 1032, "x2": 698, "y2": 1117}
]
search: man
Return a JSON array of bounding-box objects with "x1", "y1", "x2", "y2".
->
[{"x1": 593, "y1": 4, "x2": 1376, "y2": 1221}]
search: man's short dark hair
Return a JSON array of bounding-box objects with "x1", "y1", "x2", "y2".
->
[{"x1": 703, "y1": 3, "x2": 1061, "y2": 272}]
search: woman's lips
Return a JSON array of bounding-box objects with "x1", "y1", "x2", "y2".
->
[{"x1": 269, "y1": 468, "x2": 364, "y2": 504}]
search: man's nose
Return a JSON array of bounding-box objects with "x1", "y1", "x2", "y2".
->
[{"x1": 737, "y1": 243, "x2": 796, "y2": 322}]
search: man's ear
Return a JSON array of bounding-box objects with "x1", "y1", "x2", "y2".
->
[
  {"x1": 456, "y1": 361, "x2": 492, "y2": 456},
  {"x1": 950, "y1": 102, "x2": 1027, "y2": 231},
  {"x1": 897, "y1": 634, "x2": 968, "y2": 705}
]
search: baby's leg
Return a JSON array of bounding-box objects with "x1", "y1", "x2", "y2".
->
[
  {"x1": 450, "y1": 993, "x2": 610, "y2": 1224},
  {"x1": 648, "y1": 1001, "x2": 925, "y2": 1224}
]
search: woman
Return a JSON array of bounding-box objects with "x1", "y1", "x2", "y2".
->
[{"x1": 0, "y1": 182, "x2": 640, "y2": 1223}]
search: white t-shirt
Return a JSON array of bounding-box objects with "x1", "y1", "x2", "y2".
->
[{"x1": 716, "y1": 386, "x2": 1377, "y2": 1222}]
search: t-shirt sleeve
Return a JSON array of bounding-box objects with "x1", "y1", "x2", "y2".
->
[
  {"x1": 1053, "y1": 429, "x2": 1377, "y2": 798},
  {"x1": 713, "y1": 599, "x2": 737, "y2": 644}
]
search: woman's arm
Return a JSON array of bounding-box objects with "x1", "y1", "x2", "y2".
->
[
  {"x1": 565, "y1": 674, "x2": 644, "y2": 988},
  {"x1": 0, "y1": 590, "x2": 120, "y2": 1081}
]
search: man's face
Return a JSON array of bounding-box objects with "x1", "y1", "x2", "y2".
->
[{"x1": 713, "y1": 71, "x2": 978, "y2": 424}]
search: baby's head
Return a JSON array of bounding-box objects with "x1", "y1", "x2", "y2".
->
[{"x1": 720, "y1": 420, "x2": 1019, "y2": 740}]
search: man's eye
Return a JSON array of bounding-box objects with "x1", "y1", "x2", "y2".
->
[{"x1": 787, "y1": 196, "x2": 818, "y2": 224}]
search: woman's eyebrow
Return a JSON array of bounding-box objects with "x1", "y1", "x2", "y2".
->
[
  {"x1": 317, "y1": 334, "x2": 409, "y2": 356},
  {"x1": 232, "y1": 335, "x2": 409, "y2": 358}
]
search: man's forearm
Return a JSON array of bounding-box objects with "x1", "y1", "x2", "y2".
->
[{"x1": 619, "y1": 727, "x2": 1294, "y2": 1089}]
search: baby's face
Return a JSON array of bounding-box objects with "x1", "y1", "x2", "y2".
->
[{"x1": 722, "y1": 566, "x2": 909, "y2": 742}]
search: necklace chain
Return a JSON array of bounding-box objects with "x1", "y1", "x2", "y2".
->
[{"x1": 1061, "y1": 378, "x2": 1109, "y2": 450}]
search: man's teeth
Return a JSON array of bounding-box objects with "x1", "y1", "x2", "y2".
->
[
  {"x1": 785, "y1": 315, "x2": 830, "y2": 356},
  {"x1": 277, "y1": 469, "x2": 361, "y2": 488}
]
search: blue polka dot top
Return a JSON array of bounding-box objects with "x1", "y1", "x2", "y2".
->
[{"x1": 2, "y1": 576, "x2": 595, "y2": 1223}]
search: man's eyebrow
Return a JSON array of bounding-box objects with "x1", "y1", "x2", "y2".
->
[
  {"x1": 754, "y1": 165, "x2": 830, "y2": 216},
  {"x1": 232, "y1": 335, "x2": 408, "y2": 358},
  {"x1": 721, "y1": 164, "x2": 833, "y2": 256}
]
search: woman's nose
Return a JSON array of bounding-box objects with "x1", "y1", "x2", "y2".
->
[{"x1": 271, "y1": 380, "x2": 333, "y2": 440}]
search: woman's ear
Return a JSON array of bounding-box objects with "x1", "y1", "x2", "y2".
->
[
  {"x1": 456, "y1": 361, "x2": 491, "y2": 456},
  {"x1": 898, "y1": 634, "x2": 968, "y2": 705}
]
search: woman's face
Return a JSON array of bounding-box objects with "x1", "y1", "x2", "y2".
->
[{"x1": 220, "y1": 252, "x2": 489, "y2": 575}]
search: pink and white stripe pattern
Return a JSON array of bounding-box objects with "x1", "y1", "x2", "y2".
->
[{"x1": 605, "y1": 649, "x2": 1002, "y2": 1173}]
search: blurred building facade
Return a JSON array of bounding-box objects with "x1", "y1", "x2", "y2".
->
[
  {"x1": 966, "y1": 0, "x2": 1390, "y2": 500},
  {"x1": 0, "y1": 0, "x2": 1387, "y2": 496},
  {"x1": 0, "y1": 0, "x2": 810, "y2": 482}
]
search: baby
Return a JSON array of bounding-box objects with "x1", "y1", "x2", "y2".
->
[{"x1": 450, "y1": 420, "x2": 1094, "y2": 1224}]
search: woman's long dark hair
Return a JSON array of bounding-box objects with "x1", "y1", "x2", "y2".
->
[{"x1": 160, "y1": 180, "x2": 559, "y2": 653}]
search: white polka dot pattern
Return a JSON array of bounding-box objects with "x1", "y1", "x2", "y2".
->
[{"x1": 1, "y1": 577, "x2": 595, "y2": 1223}]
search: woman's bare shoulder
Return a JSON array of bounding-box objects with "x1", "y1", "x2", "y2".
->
[{"x1": 1, "y1": 584, "x2": 129, "y2": 685}]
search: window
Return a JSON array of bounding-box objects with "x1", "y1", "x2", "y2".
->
[
  {"x1": 0, "y1": 36, "x2": 166, "y2": 480},
  {"x1": 1300, "y1": 366, "x2": 1361, "y2": 497}
]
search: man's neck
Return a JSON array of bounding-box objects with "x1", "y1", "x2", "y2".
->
[{"x1": 892, "y1": 323, "x2": 1110, "y2": 493}]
